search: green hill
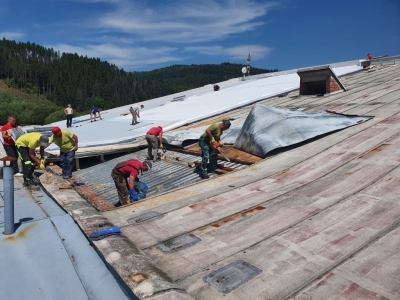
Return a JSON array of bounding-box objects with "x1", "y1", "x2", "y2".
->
[{"x1": 0, "y1": 38, "x2": 277, "y2": 125}]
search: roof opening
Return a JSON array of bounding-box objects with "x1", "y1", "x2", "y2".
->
[{"x1": 297, "y1": 66, "x2": 346, "y2": 96}]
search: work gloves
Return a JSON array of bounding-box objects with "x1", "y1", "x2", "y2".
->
[
  {"x1": 219, "y1": 142, "x2": 224, "y2": 147},
  {"x1": 159, "y1": 144, "x2": 163, "y2": 149},
  {"x1": 39, "y1": 159, "x2": 45, "y2": 170},
  {"x1": 129, "y1": 189, "x2": 138, "y2": 201},
  {"x1": 211, "y1": 137, "x2": 216, "y2": 145}
]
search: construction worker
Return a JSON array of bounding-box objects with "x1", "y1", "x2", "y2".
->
[
  {"x1": 111, "y1": 159, "x2": 152, "y2": 206},
  {"x1": 145, "y1": 126, "x2": 163, "y2": 161},
  {"x1": 1, "y1": 116, "x2": 23, "y2": 177},
  {"x1": 129, "y1": 104, "x2": 144, "y2": 125},
  {"x1": 49, "y1": 126, "x2": 79, "y2": 179},
  {"x1": 15, "y1": 132, "x2": 50, "y2": 190},
  {"x1": 198, "y1": 120, "x2": 231, "y2": 179},
  {"x1": 90, "y1": 106, "x2": 102, "y2": 122},
  {"x1": 64, "y1": 104, "x2": 74, "y2": 128}
]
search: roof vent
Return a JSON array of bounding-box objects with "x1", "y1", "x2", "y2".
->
[
  {"x1": 157, "y1": 234, "x2": 201, "y2": 253},
  {"x1": 127, "y1": 211, "x2": 164, "y2": 225},
  {"x1": 297, "y1": 66, "x2": 346, "y2": 96},
  {"x1": 203, "y1": 260, "x2": 262, "y2": 294}
]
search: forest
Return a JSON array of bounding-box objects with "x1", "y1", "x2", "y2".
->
[{"x1": 0, "y1": 38, "x2": 277, "y2": 125}]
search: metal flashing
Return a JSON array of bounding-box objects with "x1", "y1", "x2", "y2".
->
[
  {"x1": 203, "y1": 260, "x2": 262, "y2": 294},
  {"x1": 127, "y1": 211, "x2": 164, "y2": 225},
  {"x1": 157, "y1": 234, "x2": 201, "y2": 254}
]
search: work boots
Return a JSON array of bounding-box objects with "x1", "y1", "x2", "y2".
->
[
  {"x1": 200, "y1": 173, "x2": 210, "y2": 179},
  {"x1": 23, "y1": 181, "x2": 40, "y2": 191}
]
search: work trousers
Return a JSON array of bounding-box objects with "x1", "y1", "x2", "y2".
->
[
  {"x1": 111, "y1": 167, "x2": 129, "y2": 205},
  {"x1": 61, "y1": 150, "x2": 75, "y2": 177},
  {"x1": 131, "y1": 110, "x2": 138, "y2": 124},
  {"x1": 66, "y1": 114, "x2": 73, "y2": 127},
  {"x1": 199, "y1": 137, "x2": 218, "y2": 175},
  {"x1": 17, "y1": 146, "x2": 36, "y2": 184},
  {"x1": 145, "y1": 134, "x2": 158, "y2": 160},
  {"x1": 3, "y1": 145, "x2": 19, "y2": 174}
]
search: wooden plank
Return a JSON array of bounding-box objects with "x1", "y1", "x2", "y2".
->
[
  {"x1": 178, "y1": 166, "x2": 400, "y2": 299},
  {"x1": 121, "y1": 120, "x2": 400, "y2": 251},
  {"x1": 141, "y1": 134, "x2": 400, "y2": 280},
  {"x1": 105, "y1": 99, "x2": 400, "y2": 228}
]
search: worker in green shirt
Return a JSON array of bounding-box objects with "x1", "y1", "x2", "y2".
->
[
  {"x1": 16, "y1": 132, "x2": 50, "y2": 190},
  {"x1": 49, "y1": 127, "x2": 79, "y2": 179},
  {"x1": 198, "y1": 120, "x2": 231, "y2": 179}
]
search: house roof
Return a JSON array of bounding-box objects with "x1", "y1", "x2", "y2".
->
[
  {"x1": 98, "y1": 59, "x2": 400, "y2": 299},
  {"x1": 42, "y1": 62, "x2": 362, "y2": 154},
  {"x1": 4, "y1": 55, "x2": 400, "y2": 299}
]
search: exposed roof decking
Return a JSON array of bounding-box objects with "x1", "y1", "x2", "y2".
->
[
  {"x1": 71, "y1": 149, "x2": 245, "y2": 206},
  {"x1": 102, "y1": 65, "x2": 400, "y2": 299}
]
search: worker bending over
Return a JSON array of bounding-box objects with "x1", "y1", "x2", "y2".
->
[
  {"x1": 49, "y1": 127, "x2": 79, "y2": 179},
  {"x1": 15, "y1": 132, "x2": 50, "y2": 190},
  {"x1": 90, "y1": 106, "x2": 102, "y2": 122},
  {"x1": 129, "y1": 104, "x2": 144, "y2": 125},
  {"x1": 199, "y1": 120, "x2": 231, "y2": 179},
  {"x1": 145, "y1": 126, "x2": 163, "y2": 161},
  {"x1": 111, "y1": 159, "x2": 152, "y2": 205}
]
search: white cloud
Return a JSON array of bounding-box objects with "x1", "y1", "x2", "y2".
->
[
  {"x1": 0, "y1": 31, "x2": 25, "y2": 40},
  {"x1": 47, "y1": 43, "x2": 182, "y2": 69},
  {"x1": 98, "y1": 0, "x2": 278, "y2": 43},
  {"x1": 184, "y1": 45, "x2": 273, "y2": 60}
]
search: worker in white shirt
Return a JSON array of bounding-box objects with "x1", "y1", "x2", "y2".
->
[{"x1": 129, "y1": 104, "x2": 144, "y2": 125}]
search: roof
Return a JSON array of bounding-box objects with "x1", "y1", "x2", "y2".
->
[
  {"x1": 4, "y1": 55, "x2": 400, "y2": 299},
  {"x1": 98, "y1": 60, "x2": 400, "y2": 299},
  {"x1": 40, "y1": 62, "x2": 361, "y2": 155}
]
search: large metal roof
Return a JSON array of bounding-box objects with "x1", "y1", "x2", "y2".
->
[
  {"x1": 99, "y1": 59, "x2": 400, "y2": 299},
  {"x1": 5, "y1": 56, "x2": 400, "y2": 300}
]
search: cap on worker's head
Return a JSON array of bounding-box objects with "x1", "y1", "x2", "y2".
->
[
  {"x1": 222, "y1": 119, "x2": 231, "y2": 129},
  {"x1": 143, "y1": 160, "x2": 153, "y2": 171},
  {"x1": 52, "y1": 126, "x2": 62, "y2": 137},
  {"x1": 39, "y1": 135, "x2": 49, "y2": 146}
]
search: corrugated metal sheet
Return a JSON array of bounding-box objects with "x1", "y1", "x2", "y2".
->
[{"x1": 72, "y1": 148, "x2": 245, "y2": 205}]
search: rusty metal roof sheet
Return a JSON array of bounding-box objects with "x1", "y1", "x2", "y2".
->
[{"x1": 72, "y1": 148, "x2": 245, "y2": 206}]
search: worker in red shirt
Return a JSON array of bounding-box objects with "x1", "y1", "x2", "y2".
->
[
  {"x1": 367, "y1": 53, "x2": 374, "y2": 60},
  {"x1": 111, "y1": 159, "x2": 152, "y2": 205},
  {"x1": 145, "y1": 126, "x2": 163, "y2": 161},
  {"x1": 1, "y1": 116, "x2": 23, "y2": 176}
]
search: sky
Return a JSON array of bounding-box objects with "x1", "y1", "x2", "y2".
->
[{"x1": 0, "y1": 0, "x2": 399, "y2": 72}]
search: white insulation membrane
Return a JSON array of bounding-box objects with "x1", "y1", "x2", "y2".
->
[{"x1": 234, "y1": 104, "x2": 372, "y2": 157}]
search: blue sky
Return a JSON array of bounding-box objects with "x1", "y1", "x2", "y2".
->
[{"x1": 1, "y1": 0, "x2": 399, "y2": 72}]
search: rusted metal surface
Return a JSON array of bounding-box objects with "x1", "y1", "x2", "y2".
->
[
  {"x1": 47, "y1": 165, "x2": 115, "y2": 211},
  {"x1": 98, "y1": 66, "x2": 400, "y2": 299},
  {"x1": 118, "y1": 115, "x2": 400, "y2": 252},
  {"x1": 19, "y1": 65, "x2": 395, "y2": 299},
  {"x1": 179, "y1": 165, "x2": 400, "y2": 299}
]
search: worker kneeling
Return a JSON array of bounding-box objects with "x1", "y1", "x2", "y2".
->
[
  {"x1": 111, "y1": 159, "x2": 152, "y2": 206},
  {"x1": 198, "y1": 120, "x2": 231, "y2": 179}
]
